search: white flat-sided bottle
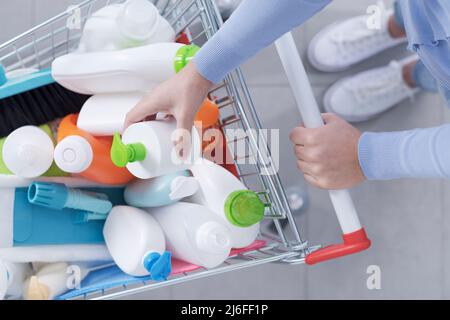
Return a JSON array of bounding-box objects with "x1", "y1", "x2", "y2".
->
[
  {"x1": 78, "y1": 0, "x2": 175, "y2": 53},
  {"x1": 77, "y1": 93, "x2": 144, "y2": 136},
  {"x1": 0, "y1": 260, "x2": 32, "y2": 300},
  {"x1": 52, "y1": 43, "x2": 199, "y2": 95},
  {"x1": 189, "y1": 159, "x2": 265, "y2": 248},
  {"x1": 103, "y1": 206, "x2": 171, "y2": 278},
  {"x1": 148, "y1": 202, "x2": 232, "y2": 268},
  {"x1": 110, "y1": 119, "x2": 201, "y2": 179}
]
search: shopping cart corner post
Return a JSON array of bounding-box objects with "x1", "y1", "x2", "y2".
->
[{"x1": 274, "y1": 32, "x2": 371, "y2": 265}]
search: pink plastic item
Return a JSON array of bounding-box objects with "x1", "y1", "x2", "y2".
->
[{"x1": 170, "y1": 240, "x2": 267, "y2": 275}]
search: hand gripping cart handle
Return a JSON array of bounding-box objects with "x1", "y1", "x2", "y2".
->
[{"x1": 275, "y1": 32, "x2": 371, "y2": 265}]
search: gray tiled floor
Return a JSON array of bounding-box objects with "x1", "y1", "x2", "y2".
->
[{"x1": 1, "y1": 0, "x2": 449, "y2": 299}]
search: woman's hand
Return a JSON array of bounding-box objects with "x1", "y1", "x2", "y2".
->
[
  {"x1": 124, "y1": 62, "x2": 214, "y2": 132},
  {"x1": 290, "y1": 113, "x2": 366, "y2": 189}
]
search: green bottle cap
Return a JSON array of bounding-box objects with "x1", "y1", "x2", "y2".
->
[
  {"x1": 224, "y1": 190, "x2": 265, "y2": 227},
  {"x1": 174, "y1": 44, "x2": 200, "y2": 73},
  {"x1": 110, "y1": 133, "x2": 146, "y2": 168}
]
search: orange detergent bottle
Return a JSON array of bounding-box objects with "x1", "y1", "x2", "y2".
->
[
  {"x1": 195, "y1": 99, "x2": 239, "y2": 178},
  {"x1": 54, "y1": 114, "x2": 134, "y2": 185},
  {"x1": 195, "y1": 99, "x2": 220, "y2": 129}
]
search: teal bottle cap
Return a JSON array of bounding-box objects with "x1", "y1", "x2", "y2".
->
[{"x1": 143, "y1": 251, "x2": 172, "y2": 281}]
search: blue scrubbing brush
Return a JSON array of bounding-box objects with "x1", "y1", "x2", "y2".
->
[{"x1": 0, "y1": 65, "x2": 90, "y2": 137}]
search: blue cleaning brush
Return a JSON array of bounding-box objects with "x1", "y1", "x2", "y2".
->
[
  {"x1": 27, "y1": 182, "x2": 112, "y2": 224},
  {"x1": 73, "y1": 211, "x2": 110, "y2": 224},
  {"x1": 0, "y1": 64, "x2": 90, "y2": 137}
]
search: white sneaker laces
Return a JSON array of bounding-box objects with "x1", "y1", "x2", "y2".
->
[
  {"x1": 331, "y1": 11, "x2": 390, "y2": 57},
  {"x1": 345, "y1": 61, "x2": 414, "y2": 107}
]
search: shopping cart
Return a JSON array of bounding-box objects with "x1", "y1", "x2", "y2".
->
[{"x1": 0, "y1": 0, "x2": 357, "y2": 300}]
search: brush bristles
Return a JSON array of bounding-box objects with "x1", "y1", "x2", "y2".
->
[{"x1": 0, "y1": 83, "x2": 90, "y2": 137}]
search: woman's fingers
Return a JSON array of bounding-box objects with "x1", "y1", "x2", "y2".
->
[
  {"x1": 303, "y1": 173, "x2": 320, "y2": 188},
  {"x1": 289, "y1": 125, "x2": 323, "y2": 146},
  {"x1": 296, "y1": 159, "x2": 315, "y2": 176},
  {"x1": 123, "y1": 96, "x2": 165, "y2": 130},
  {"x1": 175, "y1": 108, "x2": 196, "y2": 133}
]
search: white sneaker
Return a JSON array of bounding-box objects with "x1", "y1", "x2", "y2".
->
[
  {"x1": 323, "y1": 56, "x2": 419, "y2": 122},
  {"x1": 308, "y1": 10, "x2": 407, "y2": 72}
]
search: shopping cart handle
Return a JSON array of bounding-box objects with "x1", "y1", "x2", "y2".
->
[
  {"x1": 275, "y1": 32, "x2": 372, "y2": 264},
  {"x1": 305, "y1": 228, "x2": 371, "y2": 265}
]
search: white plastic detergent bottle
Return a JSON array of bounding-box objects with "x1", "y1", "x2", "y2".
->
[
  {"x1": 124, "y1": 170, "x2": 199, "y2": 207},
  {"x1": 189, "y1": 159, "x2": 265, "y2": 248},
  {"x1": 110, "y1": 119, "x2": 201, "y2": 179},
  {"x1": 0, "y1": 260, "x2": 32, "y2": 300},
  {"x1": 52, "y1": 43, "x2": 199, "y2": 95},
  {"x1": 79, "y1": 0, "x2": 175, "y2": 53},
  {"x1": 2, "y1": 126, "x2": 55, "y2": 178},
  {"x1": 103, "y1": 206, "x2": 171, "y2": 278},
  {"x1": 77, "y1": 93, "x2": 143, "y2": 136},
  {"x1": 148, "y1": 202, "x2": 232, "y2": 269}
]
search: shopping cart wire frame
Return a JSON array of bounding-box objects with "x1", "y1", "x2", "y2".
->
[{"x1": 0, "y1": 0, "x2": 315, "y2": 300}]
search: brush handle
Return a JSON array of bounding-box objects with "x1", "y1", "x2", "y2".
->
[
  {"x1": 0, "y1": 64, "x2": 7, "y2": 86},
  {"x1": 275, "y1": 32, "x2": 370, "y2": 264},
  {"x1": 66, "y1": 189, "x2": 112, "y2": 214}
]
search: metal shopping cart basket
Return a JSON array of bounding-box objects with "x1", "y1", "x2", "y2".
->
[{"x1": 0, "y1": 0, "x2": 315, "y2": 300}]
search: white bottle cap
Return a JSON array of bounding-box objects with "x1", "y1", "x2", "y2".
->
[
  {"x1": 54, "y1": 136, "x2": 93, "y2": 174},
  {"x1": 117, "y1": 0, "x2": 158, "y2": 41},
  {"x1": 196, "y1": 222, "x2": 232, "y2": 254},
  {"x1": 2, "y1": 126, "x2": 54, "y2": 178}
]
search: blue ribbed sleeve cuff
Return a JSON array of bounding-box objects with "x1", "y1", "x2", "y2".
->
[{"x1": 358, "y1": 131, "x2": 406, "y2": 180}]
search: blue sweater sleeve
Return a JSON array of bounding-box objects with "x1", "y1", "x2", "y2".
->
[
  {"x1": 194, "y1": 0, "x2": 332, "y2": 83},
  {"x1": 358, "y1": 125, "x2": 450, "y2": 180}
]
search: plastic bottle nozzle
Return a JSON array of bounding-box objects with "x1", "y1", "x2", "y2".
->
[
  {"x1": 0, "y1": 65, "x2": 7, "y2": 86},
  {"x1": 28, "y1": 182, "x2": 68, "y2": 210},
  {"x1": 73, "y1": 211, "x2": 108, "y2": 224},
  {"x1": 25, "y1": 276, "x2": 50, "y2": 300},
  {"x1": 28, "y1": 182, "x2": 113, "y2": 214},
  {"x1": 111, "y1": 133, "x2": 146, "y2": 168},
  {"x1": 143, "y1": 251, "x2": 172, "y2": 281},
  {"x1": 174, "y1": 45, "x2": 200, "y2": 73},
  {"x1": 196, "y1": 222, "x2": 232, "y2": 254},
  {"x1": 224, "y1": 190, "x2": 265, "y2": 227}
]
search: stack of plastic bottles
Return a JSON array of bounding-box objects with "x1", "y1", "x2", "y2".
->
[{"x1": 0, "y1": 0, "x2": 266, "y2": 300}]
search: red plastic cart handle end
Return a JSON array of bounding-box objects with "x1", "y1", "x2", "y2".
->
[{"x1": 305, "y1": 228, "x2": 371, "y2": 265}]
